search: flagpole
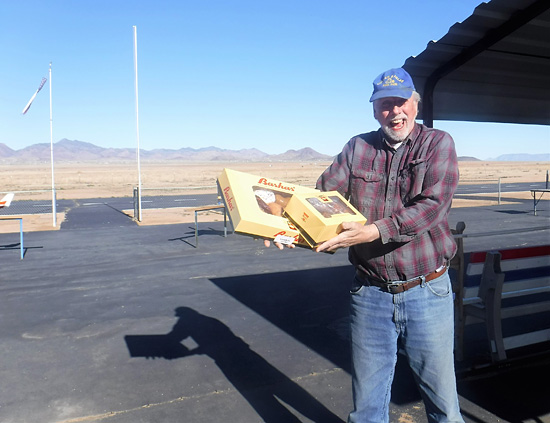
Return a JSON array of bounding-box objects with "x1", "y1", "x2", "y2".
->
[
  {"x1": 49, "y1": 62, "x2": 57, "y2": 227},
  {"x1": 133, "y1": 25, "x2": 142, "y2": 222}
]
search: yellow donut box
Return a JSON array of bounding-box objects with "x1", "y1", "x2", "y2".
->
[
  {"x1": 217, "y1": 168, "x2": 319, "y2": 246},
  {"x1": 217, "y1": 168, "x2": 367, "y2": 249},
  {"x1": 283, "y1": 191, "x2": 367, "y2": 248}
]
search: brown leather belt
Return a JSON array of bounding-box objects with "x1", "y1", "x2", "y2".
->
[{"x1": 356, "y1": 265, "x2": 448, "y2": 294}]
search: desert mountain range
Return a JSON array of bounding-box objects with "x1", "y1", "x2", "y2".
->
[
  {"x1": 0, "y1": 139, "x2": 547, "y2": 163},
  {"x1": 0, "y1": 139, "x2": 333, "y2": 163}
]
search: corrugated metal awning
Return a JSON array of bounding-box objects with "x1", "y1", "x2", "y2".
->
[{"x1": 402, "y1": 0, "x2": 550, "y2": 127}]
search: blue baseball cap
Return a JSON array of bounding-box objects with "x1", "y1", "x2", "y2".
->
[{"x1": 369, "y1": 68, "x2": 416, "y2": 102}]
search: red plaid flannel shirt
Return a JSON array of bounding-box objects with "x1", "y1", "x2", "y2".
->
[{"x1": 316, "y1": 123, "x2": 459, "y2": 282}]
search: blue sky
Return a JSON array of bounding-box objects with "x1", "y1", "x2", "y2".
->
[{"x1": 1, "y1": 0, "x2": 548, "y2": 160}]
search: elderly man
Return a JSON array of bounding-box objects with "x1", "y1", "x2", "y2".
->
[{"x1": 315, "y1": 68, "x2": 463, "y2": 422}]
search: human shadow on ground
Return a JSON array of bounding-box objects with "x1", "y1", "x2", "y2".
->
[
  {"x1": 210, "y1": 266, "x2": 426, "y2": 406},
  {"x1": 125, "y1": 306, "x2": 344, "y2": 423},
  {"x1": 211, "y1": 266, "x2": 550, "y2": 421},
  {"x1": 212, "y1": 266, "x2": 354, "y2": 371}
]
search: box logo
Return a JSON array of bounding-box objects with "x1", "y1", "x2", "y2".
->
[
  {"x1": 257, "y1": 178, "x2": 296, "y2": 192},
  {"x1": 223, "y1": 186, "x2": 235, "y2": 211}
]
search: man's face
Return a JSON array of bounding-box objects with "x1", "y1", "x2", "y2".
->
[{"x1": 373, "y1": 95, "x2": 418, "y2": 144}]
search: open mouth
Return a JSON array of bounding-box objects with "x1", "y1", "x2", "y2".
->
[{"x1": 389, "y1": 118, "x2": 406, "y2": 131}]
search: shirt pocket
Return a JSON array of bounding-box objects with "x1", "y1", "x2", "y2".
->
[
  {"x1": 399, "y1": 159, "x2": 427, "y2": 204},
  {"x1": 350, "y1": 169, "x2": 385, "y2": 208}
]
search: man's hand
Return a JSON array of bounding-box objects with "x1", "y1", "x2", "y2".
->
[
  {"x1": 315, "y1": 222, "x2": 380, "y2": 253},
  {"x1": 263, "y1": 239, "x2": 296, "y2": 250}
]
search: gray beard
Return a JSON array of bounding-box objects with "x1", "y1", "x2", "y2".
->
[{"x1": 381, "y1": 125, "x2": 409, "y2": 144}]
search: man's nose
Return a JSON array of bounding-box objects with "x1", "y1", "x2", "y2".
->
[{"x1": 391, "y1": 103, "x2": 403, "y2": 114}]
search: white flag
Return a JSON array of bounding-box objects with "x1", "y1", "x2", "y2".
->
[
  {"x1": 21, "y1": 77, "x2": 47, "y2": 115},
  {"x1": 0, "y1": 193, "x2": 14, "y2": 208}
]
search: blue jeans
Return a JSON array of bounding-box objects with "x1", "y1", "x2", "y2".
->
[{"x1": 348, "y1": 271, "x2": 464, "y2": 423}]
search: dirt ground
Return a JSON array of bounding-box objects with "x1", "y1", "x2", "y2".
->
[{"x1": 0, "y1": 160, "x2": 548, "y2": 233}]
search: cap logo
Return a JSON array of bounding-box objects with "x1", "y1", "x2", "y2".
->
[{"x1": 377, "y1": 74, "x2": 405, "y2": 87}]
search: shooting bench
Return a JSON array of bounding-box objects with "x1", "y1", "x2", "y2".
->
[
  {"x1": 456, "y1": 245, "x2": 550, "y2": 363},
  {"x1": 530, "y1": 189, "x2": 550, "y2": 216},
  {"x1": 0, "y1": 217, "x2": 24, "y2": 259},
  {"x1": 193, "y1": 205, "x2": 227, "y2": 247}
]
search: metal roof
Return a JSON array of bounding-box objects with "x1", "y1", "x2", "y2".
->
[{"x1": 402, "y1": 0, "x2": 550, "y2": 127}]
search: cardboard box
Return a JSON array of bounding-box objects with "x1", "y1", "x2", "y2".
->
[
  {"x1": 283, "y1": 191, "x2": 367, "y2": 248},
  {"x1": 217, "y1": 168, "x2": 319, "y2": 246}
]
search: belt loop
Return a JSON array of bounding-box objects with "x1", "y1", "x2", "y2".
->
[{"x1": 420, "y1": 275, "x2": 426, "y2": 287}]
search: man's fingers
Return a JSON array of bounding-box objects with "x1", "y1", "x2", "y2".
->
[
  {"x1": 264, "y1": 239, "x2": 295, "y2": 250},
  {"x1": 316, "y1": 238, "x2": 339, "y2": 253}
]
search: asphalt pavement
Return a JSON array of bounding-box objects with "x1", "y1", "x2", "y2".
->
[
  {"x1": 0, "y1": 181, "x2": 546, "y2": 217},
  {"x1": 0, "y1": 195, "x2": 549, "y2": 423}
]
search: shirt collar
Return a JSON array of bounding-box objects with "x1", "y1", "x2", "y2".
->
[{"x1": 384, "y1": 139, "x2": 402, "y2": 151}]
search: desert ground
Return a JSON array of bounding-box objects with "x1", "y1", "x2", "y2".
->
[{"x1": 0, "y1": 160, "x2": 548, "y2": 232}]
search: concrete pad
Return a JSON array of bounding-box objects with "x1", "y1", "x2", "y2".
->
[{"x1": 0, "y1": 199, "x2": 549, "y2": 423}]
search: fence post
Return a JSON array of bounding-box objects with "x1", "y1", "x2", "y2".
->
[
  {"x1": 52, "y1": 189, "x2": 57, "y2": 227},
  {"x1": 498, "y1": 177, "x2": 501, "y2": 205},
  {"x1": 133, "y1": 187, "x2": 139, "y2": 221},
  {"x1": 546, "y1": 170, "x2": 549, "y2": 189}
]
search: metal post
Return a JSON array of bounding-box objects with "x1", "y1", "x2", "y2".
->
[
  {"x1": 546, "y1": 170, "x2": 549, "y2": 189},
  {"x1": 195, "y1": 210, "x2": 199, "y2": 247},
  {"x1": 498, "y1": 177, "x2": 501, "y2": 205},
  {"x1": 19, "y1": 218, "x2": 24, "y2": 259},
  {"x1": 133, "y1": 187, "x2": 139, "y2": 220},
  {"x1": 133, "y1": 26, "x2": 142, "y2": 222},
  {"x1": 49, "y1": 63, "x2": 57, "y2": 227}
]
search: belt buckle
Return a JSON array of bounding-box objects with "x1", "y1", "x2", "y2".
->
[{"x1": 386, "y1": 283, "x2": 403, "y2": 294}]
